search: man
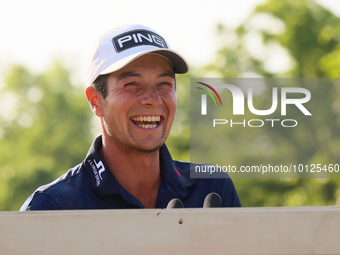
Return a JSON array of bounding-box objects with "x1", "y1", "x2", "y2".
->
[{"x1": 20, "y1": 24, "x2": 240, "y2": 210}]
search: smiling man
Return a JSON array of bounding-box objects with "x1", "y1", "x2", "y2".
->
[{"x1": 20, "y1": 24, "x2": 241, "y2": 210}]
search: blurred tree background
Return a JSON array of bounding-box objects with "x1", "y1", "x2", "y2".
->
[
  {"x1": 196, "y1": 0, "x2": 340, "y2": 207},
  {"x1": 0, "y1": 0, "x2": 339, "y2": 210},
  {"x1": 0, "y1": 63, "x2": 94, "y2": 210}
]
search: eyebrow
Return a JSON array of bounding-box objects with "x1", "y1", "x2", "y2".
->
[
  {"x1": 117, "y1": 72, "x2": 141, "y2": 81},
  {"x1": 159, "y1": 72, "x2": 175, "y2": 79},
  {"x1": 116, "y1": 71, "x2": 175, "y2": 81}
]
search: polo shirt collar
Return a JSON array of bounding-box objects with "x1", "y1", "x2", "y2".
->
[
  {"x1": 84, "y1": 136, "x2": 120, "y2": 197},
  {"x1": 84, "y1": 136, "x2": 191, "y2": 201}
]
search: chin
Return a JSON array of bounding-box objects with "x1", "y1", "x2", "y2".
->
[{"x1": 132, "y1": 139, "x2": 165, "y2": 154}]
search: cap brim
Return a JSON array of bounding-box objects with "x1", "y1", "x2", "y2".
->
[{"x1": 99, "y1": 48, "x2": 189, "y2": 77}]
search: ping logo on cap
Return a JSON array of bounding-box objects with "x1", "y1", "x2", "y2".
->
[{"x1": 112, "y1": 29, "x2": 168, "y2": 53}]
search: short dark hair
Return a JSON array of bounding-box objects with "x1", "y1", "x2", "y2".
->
[{"x1": 92, "y1": 74, "x2": 109, "y2": 99}]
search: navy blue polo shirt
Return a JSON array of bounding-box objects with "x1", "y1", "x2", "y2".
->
[{"x1": 20, "y1": 136, "x2": 241, "y2": 210}]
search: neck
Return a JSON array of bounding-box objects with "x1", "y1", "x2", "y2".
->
[{"x1": 100, "y1": 135, "x2": 162, "y2": 208}]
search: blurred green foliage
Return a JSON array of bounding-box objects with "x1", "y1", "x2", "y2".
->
[
  {"x1": 0, "y1": 0, "x2": 339, "y2": 210},
  {"x1": 0, "y1": 62, "x2": 93, "y2": 210},
  {"x1": 199, "y1": 0, "x2": 340, "y2": 206}
]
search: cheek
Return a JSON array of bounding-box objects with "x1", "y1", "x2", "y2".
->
[
  {"x1": 166, "y1": 94, "x2": 177, "y2": 120},
  {"x1": 170, "y1": 93, "x2": 177, "y2": 111},
  {"x1": 103, "y1": 94, "x2": 132, "y2": 116}
]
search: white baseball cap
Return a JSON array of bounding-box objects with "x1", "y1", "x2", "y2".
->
[{"x1": 87, "y1": 23, "x2": 189, "y2": 86}]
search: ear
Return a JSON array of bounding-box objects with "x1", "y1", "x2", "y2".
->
[{"x1": 86, "y1": 86, "x2": 104, "y2": 117}]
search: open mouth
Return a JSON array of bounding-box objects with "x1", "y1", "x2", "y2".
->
[{"x1": 131, "y1": 115, "x2": 162, "y2": 129}]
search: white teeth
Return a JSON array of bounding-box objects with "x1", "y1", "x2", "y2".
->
[
  {"x1": 132, "y1": 116, "x2": 160, "y2": 129},
  {"x1": 131, "y1": 116, "x2": 161, "y2": 122},
  {"x1": 137, "y1": 123, "x2": 157, "y2": 129}
]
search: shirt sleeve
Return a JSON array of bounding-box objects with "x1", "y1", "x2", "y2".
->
[{"x1": 20, "y1": 192, "x2": 61, "y2": 211}]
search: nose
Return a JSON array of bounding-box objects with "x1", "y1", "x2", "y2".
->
[{"x1": 139, "y1": 86, "x2": 162, "y2": 107}]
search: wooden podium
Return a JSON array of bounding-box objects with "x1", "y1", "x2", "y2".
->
[{"x1": 1, "y1": 207, "x2": 339, "y2": 254}]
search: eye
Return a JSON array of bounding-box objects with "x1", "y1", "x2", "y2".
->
[
  {"x1": 159, "y1": 81, "x2": 174, "y2": 88},
  {"x1": 124, "y1": 82, "x2": 138, "y2": 87},
  {"x1": 123, "y1": 82, "x2": 141, "y2": 91},
  {"x1": 122, "y1": 82, "x2": 141, "y2": 92}
]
